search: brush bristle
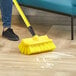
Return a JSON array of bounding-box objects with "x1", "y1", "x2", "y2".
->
[{"x1": 18, "y1": 35, "x2": 56, "y2": 55}]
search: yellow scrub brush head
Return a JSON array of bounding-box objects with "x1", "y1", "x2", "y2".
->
[{"x1": 19, "y1": 34, "x2": 56, "y2": 55}]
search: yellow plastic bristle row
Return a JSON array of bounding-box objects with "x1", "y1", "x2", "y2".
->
[{"x1": 18, "y1": 40, "x2": 56, "y2": 55}]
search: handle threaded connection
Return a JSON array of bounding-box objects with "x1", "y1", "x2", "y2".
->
[{"x1": 28, "y1": 26, "x2": 36, "y2": 36}]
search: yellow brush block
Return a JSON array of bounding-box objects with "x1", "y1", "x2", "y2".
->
[{"x1": 18, "y1": 35, "x2": 56, "y2": 55}]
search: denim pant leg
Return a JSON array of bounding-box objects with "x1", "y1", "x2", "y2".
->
[{"x1": 0, "y1": 0, "x2": 13, "y2": 28}]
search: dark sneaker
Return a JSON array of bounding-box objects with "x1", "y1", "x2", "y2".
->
[{"x1": 2, "y1": 28, "x2": 19, "y2": 41}]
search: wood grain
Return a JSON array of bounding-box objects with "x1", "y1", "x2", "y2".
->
[{"x1": 0, "y1": 21, "x2": 76, "y2": 76}]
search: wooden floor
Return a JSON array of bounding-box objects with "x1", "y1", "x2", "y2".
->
[{"x1": 0, "y1": 21, "x2": 76, "y2": 76}]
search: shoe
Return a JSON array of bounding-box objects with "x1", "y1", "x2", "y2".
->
[{"x1": 2, "y1": 28, "x2": 19, "y2": 41}]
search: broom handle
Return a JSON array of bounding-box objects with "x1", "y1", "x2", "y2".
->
[{"x1": 13, "y1": 0, "x2": 36, "y2": 36}]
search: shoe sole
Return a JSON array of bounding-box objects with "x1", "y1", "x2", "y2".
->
[{"x1": 2, "y1": 35, "x2": 19, "y2": 41}]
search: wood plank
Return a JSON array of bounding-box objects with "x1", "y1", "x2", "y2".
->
[{"x1": 0, "y1": 22, "x2": 76, "y2": 76}]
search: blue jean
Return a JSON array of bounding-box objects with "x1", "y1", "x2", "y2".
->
[{"x1": 0, "y1": 0, "x2": 12, "y2": 28}]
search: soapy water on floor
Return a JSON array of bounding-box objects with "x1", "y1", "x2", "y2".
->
[{"x1": 35, "y1": 52, "x2": 75, "y2": 69}]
